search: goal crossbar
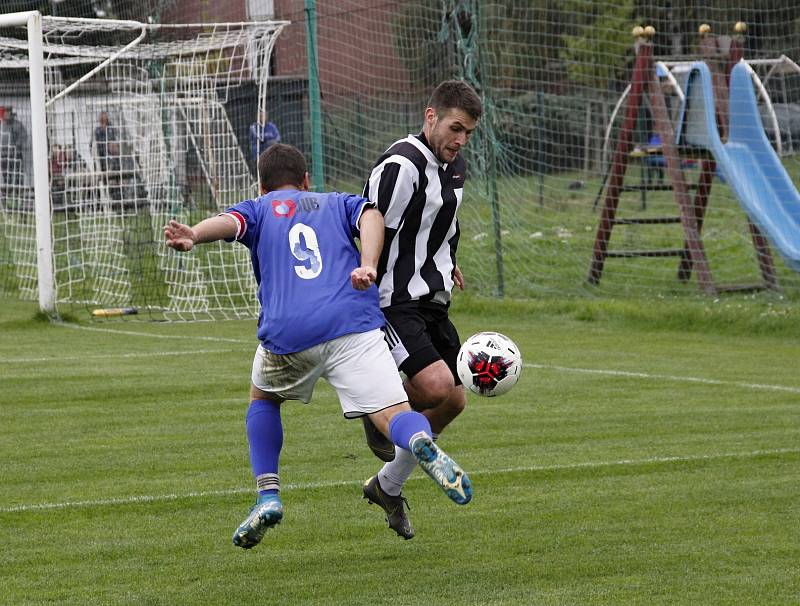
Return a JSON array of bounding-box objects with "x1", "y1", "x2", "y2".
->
[{"x1": 1, "y1": 12, "x2": 288, "y2": 319}]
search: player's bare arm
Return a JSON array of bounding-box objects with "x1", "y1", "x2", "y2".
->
[
  {"x1": 350, "y1": 208, "x2": 384, "y2": 290},
  {"x1": 164, "y1": 215, "x2": 238, "y2": 252}
]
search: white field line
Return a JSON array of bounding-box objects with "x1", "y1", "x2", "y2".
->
[
  {"x1": 0, "y1": 334, "x2": 800, "y2": 394},
  {"x1": 2, "y1": 447, "x2": 798, "y2": 514},
  {"x1": 526, "y1": 363, "x2": 800, "y2": 395},
  {"x1": 13, "y1": 321, "x2": 800, "y2": 395},
  {"x1": 0, "y1": 349, "x2": 239, "y2": 364},
  {"x1": 54, "y1": 321, "x2": 251, "y2": 344}
]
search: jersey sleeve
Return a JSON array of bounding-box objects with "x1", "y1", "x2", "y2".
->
[
  {"x1": 222, "y1": 199, "x2": 258, "y2": 247},
  {"x1": 341, "y1": 193, "x2": 376, "y2": 236},
  {"x1": 364, "y1": 155, "x2": 418, "y2": 229}
]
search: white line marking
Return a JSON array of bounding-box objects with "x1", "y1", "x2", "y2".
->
[
  {"x1": 1, "y1": 349, "x2": 239, "y2": 364},
  {"x1": 54, "y1": 321, "x2": 251, "y2": 344},
  {"x1": 49, "y1": 323, "x2": 799, "y2": 394},
  {"x1": 525, "y1": 363, "x2": 800, "y2": 394},
  {"x1": 2, "y1": 447, "x2": 797, "y2": 514}
]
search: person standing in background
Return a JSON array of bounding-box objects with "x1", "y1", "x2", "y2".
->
[{"x1": 249, "y1": 109, "x2": 281, "y2": 176}]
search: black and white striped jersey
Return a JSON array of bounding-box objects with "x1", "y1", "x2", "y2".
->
[{"x1": 364, "y1": 132, "x2": 466, "y2": 308}]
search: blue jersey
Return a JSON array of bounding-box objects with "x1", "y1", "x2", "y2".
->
[{"x1": 224, "y1": 190, "x2": 384, "y2": 354}]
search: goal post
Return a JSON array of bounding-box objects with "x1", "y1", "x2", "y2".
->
[
  {"x1": 0, "y1": 13, "x2": 287, "y2": 319},
  {"x1": 0, "y1": 11, "x2": 54, "y2": 315},
  {"x1": 5, "y1": 6, "x2": 800, "y2": 311}
]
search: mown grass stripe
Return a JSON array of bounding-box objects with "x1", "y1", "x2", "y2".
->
[
  {"x1": 13, "y1": 323, "x2": 800, "y2": 395},
  {"x1": 3, "y1": 447, "x2": 797, "y2": 514},
  {"x1": 0, "y1": 349, "x2": 239, "y2": 364}
]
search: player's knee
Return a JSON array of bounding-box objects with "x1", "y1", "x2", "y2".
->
[
  {"x1": 407, "y1": 361, "x2": 462, "y2": 409},
  {"x1": 417, "y1": 376, "x2": 457, "y2": 408},
  {"x1": 444, "y1": 386, "x2": 467, "y2": 415}
]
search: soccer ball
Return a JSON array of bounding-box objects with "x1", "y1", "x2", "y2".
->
[{"x1": 456, "y1": 332, "x2": 522, "y2": 397}]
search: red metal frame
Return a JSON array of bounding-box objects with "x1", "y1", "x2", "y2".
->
[
  {"x1": 588, "y1": 38, "x2": 651, "y2": 285},
  {"x1": 588, "y1": 29, "x2": 779, "y2": 294}
]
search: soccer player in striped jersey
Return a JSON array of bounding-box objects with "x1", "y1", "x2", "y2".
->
[
  {"x1": 360, "y1": 80, "x2": 482, "y2": 539},
  {"x1": 164, "y1": 144, "x2": 471, "y2": 549}
]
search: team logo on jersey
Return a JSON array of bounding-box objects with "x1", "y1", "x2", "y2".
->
[
  {"x1": 298, "y1": 196, "x2": 320, "y2": 212},
  {"x1": 272, "y1": 199, "x2": 297, "y2": 218}
]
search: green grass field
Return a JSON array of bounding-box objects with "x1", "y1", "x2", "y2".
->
[{"x1": 1, "y1": 296, "x2": 799, "y2": 605}]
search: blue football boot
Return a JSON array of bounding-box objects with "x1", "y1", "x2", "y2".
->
[
  {"x1": 232, "y1": 494, "x2": 283, "y2": 549},
  {"x1": 410, "y1": 435, "x2": 472, "y2": 505}
]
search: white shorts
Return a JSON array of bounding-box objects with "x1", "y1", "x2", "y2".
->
[{"x1": 251, "y1": 328, "x2": 408, "y2": 418}]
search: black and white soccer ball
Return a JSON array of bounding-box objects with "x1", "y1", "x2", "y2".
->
[{"x1": 456, "y1": 332, "x2": 522, "y2": 397}]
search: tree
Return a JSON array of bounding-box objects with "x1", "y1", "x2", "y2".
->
[
  {"x1": 560, "y1": 0, "x2": 636, "y2": 91},
  {"x1": 391, "y1": 1, "x2": 461, "y2": 90}
]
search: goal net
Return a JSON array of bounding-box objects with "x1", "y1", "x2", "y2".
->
[
  {"x1": 0, "y1": 15, "x2": 286, "y2": 319},
  {"x1": 3, "y1": 2, "x2": 800, "y2": 315},
  {"x1": 271, "y1": 1, "x2": 800, "y2": 301}
]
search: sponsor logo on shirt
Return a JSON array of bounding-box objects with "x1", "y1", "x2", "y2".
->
[{"x1": 272, "y1": 199, "x2": 297, "y2": 218}]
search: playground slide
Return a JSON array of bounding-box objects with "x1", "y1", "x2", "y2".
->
[{"x1": 676, "y1": 61, "x2": 800, "y2": 272}]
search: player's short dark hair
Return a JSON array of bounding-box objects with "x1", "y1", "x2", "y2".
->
[
  {"x1": 428, "y1": 80, "x2": 482, "y2": 121},
  {"x1": 258, "y1": 143, "x2": 307, "y2": 192}
]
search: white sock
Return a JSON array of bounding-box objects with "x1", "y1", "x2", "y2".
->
[
  {"x1": 377, "y1": 433, "x2": 439, "y2": 496},
  {"x1": 377, "y1": 447, "x2": 419, "y2": 496}
]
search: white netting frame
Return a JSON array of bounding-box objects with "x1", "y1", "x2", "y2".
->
[{"x1": 0, "y1": 16, "x2": 287, "y2": 320}]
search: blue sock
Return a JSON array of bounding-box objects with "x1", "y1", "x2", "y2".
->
[
  {"x1": 388, "y1": 411, "x2": 432, "y2": 450},
  {"x1": 246, "y1": 399, "x2": 283, "y2": 499}
]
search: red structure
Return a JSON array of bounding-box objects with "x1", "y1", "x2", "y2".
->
[{"x1": 588, "y1": 24, "x2": 779, "y2": 294}]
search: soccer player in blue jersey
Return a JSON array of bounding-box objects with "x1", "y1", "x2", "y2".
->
[{"x1": 164, "y1": 144, "x2": 471, "y2": 549}]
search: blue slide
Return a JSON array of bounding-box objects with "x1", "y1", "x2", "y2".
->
[{"x1": 675, "y1": 61, "x2": 800, "y2": 272}]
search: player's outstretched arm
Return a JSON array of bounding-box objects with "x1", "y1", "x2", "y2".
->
[
  {"x1": 351, "y1": 208, "x2": 384, "y2": 290},
  {"x1": 164, "y1": 216, "x2": 238, "y2": 252}
]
